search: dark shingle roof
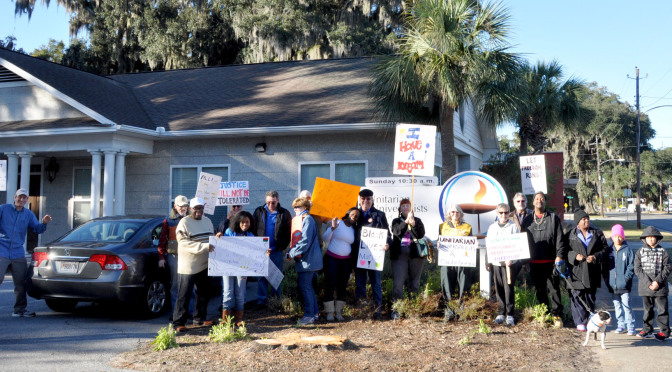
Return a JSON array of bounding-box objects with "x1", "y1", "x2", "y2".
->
[
  {"x1": 1, "y1": 48, "x2": 378, "y2": 133},
  {"x1": 0, "y1": 48, "x2": 152, "y2": 128},
  {"x1": 109, "y1": 58, "x2": 377, "y2": 131}
]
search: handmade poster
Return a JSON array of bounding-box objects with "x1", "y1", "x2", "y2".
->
[
  {"x1": 266, "y1": 259, "x2": 284, "y2": 290},
  {"x1": 437, "y1": 235, "x2": 478, "y2": 267},
  {"x1": 393, "y1": 123, "x2": 436, "y2": 176},
  {"x1": 310, "y1": 177, "x2": 361, "y2": 221},
  {"x1": 485, "y1": 233, "x2": 531, "y2": 263},
  {"x1": 357, "y1": 226, "x2": 387, "y2": 271},
  {"x1": 217, "y1": 181, "x2": 250, "y2": 206},
  {"x1": 290, "y1": 215, "x2": 304, "y2": 249},
  {"x1": 519, "y1": 155, "x2": 547, "y2": 194},
  {"x1": 208, "y1": 236, "x2": 269, "y2": 276},
  {"x1": 196, "y1": 172, "x2": 222, "y2": 214},
  {"x1": 0, "y1": 159, "x2": 5, "y2": 191}
]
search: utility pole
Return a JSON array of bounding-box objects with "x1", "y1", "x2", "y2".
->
[{"x1": 635, "y1": 67, "x2": 642, "y2": 229}]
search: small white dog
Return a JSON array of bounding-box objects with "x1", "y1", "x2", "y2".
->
[{"x1": 583, "y1": 311, "x2": 612, "y2": 349}]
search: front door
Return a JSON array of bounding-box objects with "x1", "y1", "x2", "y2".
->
[{"x1": 27, "y1": 173, "x2": 41, "y2": 253}]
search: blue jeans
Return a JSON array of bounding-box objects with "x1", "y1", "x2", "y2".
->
[
  {"x1": 354, "y1": 268, "x2": 382, "y2": 311},
  {"x1": 298, "y1": 271, "x2": 319, "y2": 318},
  {"x1": 257, "y1": 250, "x2": 283, "y2": 304},
  {"x1": 222, "y1": 276, "x2": 247, "y2": 311},
  {"x1": 167, "y1": 254, "x2": 193, "y2": 314},
  {"x1": 613, "y1": 292, "x2": 635, "y2": 331}
]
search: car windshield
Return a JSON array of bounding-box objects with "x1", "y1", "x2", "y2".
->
[{"x1": 60, "y1": 220, "x2": 145, "y2": 243}]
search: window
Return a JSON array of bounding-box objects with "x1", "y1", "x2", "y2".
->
[
  {"x1": 170, "y1": 165, "x2": 230, "y2": 227},
  {"x1": 70, "y1": 167, "x2": 104, "y2": 228},
  {"x1": 299, "y1": 161, "x2": 367, "y2": 193}
]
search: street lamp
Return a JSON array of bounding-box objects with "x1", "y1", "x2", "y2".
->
[{"x1": 598, "y1": 158, "x2": 625, "y2": 217}]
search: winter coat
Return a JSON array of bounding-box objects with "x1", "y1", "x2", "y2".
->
[
  {"x1": 288, "y1": 213, "x2": 322, "y2": 272},
  {"x1": 521, "y1": 211, "x2": 567, "y2": 261},
  {"x1": 253, "y1": 204, "x2": 292, "y2": 252},
  {"x1": 608, "y1": 240, "x2": 635, "y2": 293},
  {"x1": 566, "y1": 226, "x2": 609, "y2": 290},
  {"x1": 390, "y1": 216, "x2": 426, "y2": 260},
  {"x1": 634, "y1": 226, "x2": 671, "y2": 296}
]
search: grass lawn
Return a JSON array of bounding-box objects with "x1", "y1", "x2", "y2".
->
[{"x1": 591, "y1": 218, "x2": 672, "y2": 241}]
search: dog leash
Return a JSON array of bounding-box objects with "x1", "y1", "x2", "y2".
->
[{"x1": 554, "y1": 260, "x2": 595, "y2": 316}]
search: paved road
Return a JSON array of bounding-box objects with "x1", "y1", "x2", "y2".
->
[
  {"x1": 586, "y1": 214, "x2": 672, "y2": 371},
  {"x1": 0, "y1": 272, "x2": 227, "y2": 372}
]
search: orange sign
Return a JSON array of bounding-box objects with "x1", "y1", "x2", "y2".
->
[{"x1": 310, "y1": 177, "x2": 360, "y2": 220}]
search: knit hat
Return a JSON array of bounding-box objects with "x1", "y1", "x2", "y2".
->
[
  {"x1": 610, "y1": 224, "x2": 625, "y2": 240},
  {"x1": 573, "y1": 209, "x2": 589, "y2": 226}
]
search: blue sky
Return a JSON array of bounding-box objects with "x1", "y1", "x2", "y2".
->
[{"x1": 1, "y1": 0, "x2": 670, "y2": 149}]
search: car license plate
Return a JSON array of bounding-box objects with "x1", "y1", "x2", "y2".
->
[{"x1": 57, "y1": 261, "x2": 78, "y2": 274}]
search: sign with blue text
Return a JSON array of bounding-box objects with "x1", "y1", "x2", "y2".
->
[
  {"x1": 393, "y1": 124, "x2": 436, "y2": 177},
  {"x1": 217, "y1": 181, "x2": 250, "y2": 206}
]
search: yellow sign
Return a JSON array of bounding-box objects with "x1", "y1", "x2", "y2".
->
[{"x1": 311, "y1": 177, "x2": 360, "y2": 220}]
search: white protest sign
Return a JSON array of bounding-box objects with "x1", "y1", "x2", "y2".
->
[
  {"x1": 393, "y1": 124, "x2": 436, "y2": 176},
  {"x1": 485, "y1": 233, "x2": 530, "y2": 264},
  {"x1": 437, "y1": 235, "x2": 478, "y2": 267},
  {"x1": 196, "y1": 172, "x2": 222, "y2": 215},
  {"x1": 357, "y1": 226, "x2": 387, "y2": 271},
  {"x1": 217, "y1": 181, "x2": 250, "y2": 206},
  {"x1": 208, "y1": 236, "x2": 269, "y2": 276},
  {"x1": 365, "y1": 176, "x2": 438, "y2": 187},
  {"x1": 0, "y1": 159, "x2": 6, "y2": 191},
  {"x1": 266, "y1": 259, "x2": 284, "y2": 290},
  {"x1": 519, "y1": 155, "x2": 547, "y2": 194}
]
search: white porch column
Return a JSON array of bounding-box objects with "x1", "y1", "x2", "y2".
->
[
  {"x1": 103, "y1": 150, "x2": 117, "y2": 216},
  {"x1": 114, "y1": 151, "x2": 127, "y2": 215},
  {"x1": 89, "y1": 151, "x2": 102, "y2": 219},
  {"x1": 18, "y1": 152, "x2": 33, "y2": 191},
  {"x1": 4, "y1": 153, "x2": 19, "y2": 204}
]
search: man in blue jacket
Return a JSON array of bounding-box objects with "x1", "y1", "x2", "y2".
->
[{"x1": 0, "y1": 188, "x2": 52, "y2": 317}]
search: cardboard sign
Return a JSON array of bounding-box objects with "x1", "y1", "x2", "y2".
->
[
  {"x1": 208, "y1": 236, "x2": 269, "y2": 276},
  {"x1": 196, "y1": 172, "x2": 222, "y2": 215},
  {"x1": 485, "y1": 233, "x2": 530, "y2": 263},
  {"x1": 0, "y1": 159, "x2": 6, "y2": 192},
  {"x1": 393, "y1": 124, "x2": 436, "y2": 176},
  {"x1": 266, "y1": 259, "x2": 284, "y2": 290},
  {"x1": 311, "y1": 177, "x2": 360, "y2": 220},
  {"x1": 217, "y1": 181, "x2": 250, "y2": 206},
  {"x1": 437, "y1": 235, "x2": 478, "y2": 267},
  {"x1": 519, "y1": 155, "x2": 547, "y2": 194},
  {"x1": 357, "y1": 227, "x2": 387, "y2": 271}
]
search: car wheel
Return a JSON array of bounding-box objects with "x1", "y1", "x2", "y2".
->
[
  {"x1": 45, "y1": 299, "x2": 78, "y2": 312},
  {"x1": 140, "y1": 278, "x2": 168, "y2": 317}
]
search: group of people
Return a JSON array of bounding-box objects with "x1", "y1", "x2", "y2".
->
[
  {"x1": 158, "y1": 187, "x2": 671, "y2": 339},
  {"x1": 2, "y1": 183, "x2": 669, "y2": 342}
]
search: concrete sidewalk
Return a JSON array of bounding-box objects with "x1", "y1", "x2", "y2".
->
[{"x1": 590, "y1": 257, "x2": 672, "y2": 370}]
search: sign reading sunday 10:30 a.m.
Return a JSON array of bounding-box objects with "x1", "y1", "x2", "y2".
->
[{"x1": 393, "y1": 124, "x2": 436, "y2": 177}]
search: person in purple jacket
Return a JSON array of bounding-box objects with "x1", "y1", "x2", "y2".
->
[{"x1": 0, "y1": 188, "x2": 52, "y2": 317}]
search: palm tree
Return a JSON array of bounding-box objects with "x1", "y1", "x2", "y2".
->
[
  {"x1": 515, "y1": 60, "x2": 583, "y2": 154},
  {"x1": 369, "y1": 0, "x2": 520, "y2": 179}
]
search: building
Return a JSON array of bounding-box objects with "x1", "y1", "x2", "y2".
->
[{"x1": 0, "y1": 48, "x2": 498, "y2": 249}]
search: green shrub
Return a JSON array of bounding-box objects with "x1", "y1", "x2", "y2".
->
[
  {"x1": 209, "y1": 315, "x2": 250, "y2": 343},
  {"x1": 391, "y1": 285, "x2": 442, "y2": 318},
  {"x1": 514, "y1": 284, "x2": 538, "y2": 310},
  {"x1": 525, "y1": 303, "x2": 553, "y2": 326},
  {"x1": 267, "y1": 296, "x2": 304, "y2": 317},
  {"x1": 151, "y1": 324, "x2": 178, "y2": 351}
]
